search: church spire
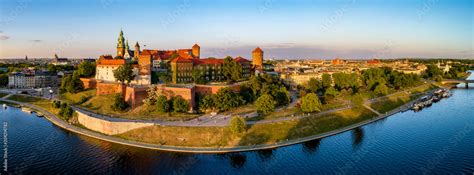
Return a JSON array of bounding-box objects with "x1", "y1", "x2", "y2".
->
[
  {"x1": 117, "y1": 29, "x2": 125, "y2": 48},
  {"x1": 125, "y1": 39, "x2": 130, "y2": 51}
]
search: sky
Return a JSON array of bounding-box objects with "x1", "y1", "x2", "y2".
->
[{"x1": 0, "y1": 0, "x2": 472, "y2": 59}]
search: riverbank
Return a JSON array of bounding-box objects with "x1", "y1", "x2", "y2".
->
[{"x1": 0, "y1": 89, "x2": 430, "y2": 153}]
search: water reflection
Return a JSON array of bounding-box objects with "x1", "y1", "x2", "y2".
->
[
  {"x1": 351, "y1": 127, "x2": 365, "y2": 149},
  {"x1": 257, "y1": 149, "x2": 274, "y2": 162},
  {"x1": 302, "y1": 139, "x2": 321, "y2": 154},
  {"x1": 214, "y1": 153, "x2": 247, "y2": 169},
  {"x1": 229, "y1": 153, "x2": 247, "y2": 169}
]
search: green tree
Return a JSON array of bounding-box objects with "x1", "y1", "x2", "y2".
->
[
  {"x1": 374, "y1": 83, "x2": 389, "y2": 96},
  {"x1": 172, "y1": 96, "x2": 189, "y2": 113},
  {"x1": 111, "y1": 93, "x2": 129, "y2": 111},
  {"x1": 307, "y1": 78, "x2": 322, "y2": 93},
  {"x1": 300, "y1": 93, "x2": 322, "y2": 113},
  {"x1": 60, "y1": 73, "x2": 84, "y2": 93},
  {"x1": 255, "y1": 94, "x2": 276, "y2": 115},
  {"x1": 52, "y1": 100, "x2": 61, "y2": 109},
  {"x1": 47, "y1": 64, "x2": 57, "y2": 73},
  {"x1": 156, "y1": 95, "x2": 170, "y2": 113},
  {"x1": 322, "y1": 74, "x2": 332, "y2": 89},
  {"x1": 230, "y1": 116, "x2": 247, "y2": 135},
  {"x1": 113, "y1": 63, "x2": 135, "y2": 84},
  {"x1": 199, "y1": 94, "x2": 215, "y2": 111},
  {"x1": 274, "y1": 86, "x2": 290, "y2": 106},
  {"x1": 192, "y1": 69, "x2": 206, "y2": 84},
  {"x1": 424, "y1": 64, "x2": 442, "y2": 79},
  {"x1": 58, "y1": 103, "x2": 74, "y2": 120},
  {"x1": 77, "y1": 61, "x2": 96, "y2": 78},
  {"x1": 324, "y1": 86, "x2": 339, "y2": 98},
  {"x1": 0, "y1": 74, "x2": 7, "y2": 87},
  {"x1": 214, "y1": 87, "x2": 244, "y2": 111},
  {"x1": 222, "y1": 56, "x2": 242, "y2": 82}
]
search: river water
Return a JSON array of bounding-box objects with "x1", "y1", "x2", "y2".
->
[{"x1": 1, "y1": 73, "x2": 473, "y2": 174}]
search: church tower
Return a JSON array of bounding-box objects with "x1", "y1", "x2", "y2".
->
[
  {"x1": 252, "y1": 47, "x2": 263, "y2": 69},
  {"x1": 116, "y1": 30, "x2": 125, "y2": 58},
  {"x1": 134, "y1": 42, "x2": 140, "y2": 58},
  {"x1": 192, "y1": 44, "x2": 200, "y2": 59}
]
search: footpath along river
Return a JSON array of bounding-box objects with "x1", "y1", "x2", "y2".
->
[{"x1": 1, "y1": 71, "x2": 473, "y2": 174}]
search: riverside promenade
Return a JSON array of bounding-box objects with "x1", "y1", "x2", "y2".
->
[{"x1": 0, "y1": 93, "x2": 426, "y2": 153}]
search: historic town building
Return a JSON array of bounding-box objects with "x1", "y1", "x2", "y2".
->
[{"x1": 8, "y1": 71, "x2": 58, "y2": 88}]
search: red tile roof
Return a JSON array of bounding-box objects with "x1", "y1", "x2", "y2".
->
[
  {"x1": 367, "y1": 59, "x2": 380, "y2": 64},
  {"x1": 170, "y1": 56, "x2": 193, "y2": 63},
  {"x1": 252, "y1": 47, "x2": 263, "y2": 53},
  {"x1": 195, "y1": 58, "x2": 224, "y2": 65},
  {"x1": 141, "y1": 49, "x2": 193, "y2": 60},
  {"x1": 97, "y1": 55, "x2": 125, "y2": 65},
  {"x1": 234, "y1": 56, "x2": 250, "y2": 63}
]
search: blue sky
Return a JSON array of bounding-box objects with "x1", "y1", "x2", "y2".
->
[{"x1": 0, "y1": 0, "x2": 472, "y2": 59}]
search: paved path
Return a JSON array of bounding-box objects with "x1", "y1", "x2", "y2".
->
[
  {"x1": 1, "y1": 94, "x2": 12, "y2": 99},
  {"x1": 363, "y1": 104, "x2": 382, "y2": 116}
]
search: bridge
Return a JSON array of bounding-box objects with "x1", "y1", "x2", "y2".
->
[{"x1": 442, "y1": 79, "x2": 474, "y2": 88}]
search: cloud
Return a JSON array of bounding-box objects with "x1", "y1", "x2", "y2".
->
[
  {"x1": 0, "y1": 31, "x2": 10, "y2": 40},
  {"x1": 30, "y1": 39, "x2": 42, "y2": 43}
]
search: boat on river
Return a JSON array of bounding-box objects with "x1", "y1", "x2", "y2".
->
[
  {"x1": 412, "y1": 89, "x2": 451, "y2": 111},
  {"x1": 21, "y1": 107, "x2": 33, "y2": 113}
]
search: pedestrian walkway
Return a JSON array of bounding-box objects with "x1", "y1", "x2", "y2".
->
[{"x1": 1, "y1": 94, "x2": 12, "y2": 99}]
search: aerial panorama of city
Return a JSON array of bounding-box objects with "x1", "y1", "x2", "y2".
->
[{"x1": 0, "y1": 0, "x2": 473, "y2": 174}]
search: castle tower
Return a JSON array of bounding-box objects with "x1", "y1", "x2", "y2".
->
[
  {"x1": 192, "y1": 44, "x2": 200, "y2": 59},
  {"x1": 252, "y1": 47, "x2": 263, "y2": 69},
  {"x1": 134, "y1": 42, "x2": 140, "y2": 58},
  {"x1": 137, "y1": 53, "x2": 152, "y2": 85},
  {"x1": 116, "y1": 30, "x2": 125, "y2": 58},
  {"x1": 125, "y1": 39, "x2": 130, "y2": 52}
]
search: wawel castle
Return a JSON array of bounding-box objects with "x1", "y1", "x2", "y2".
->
[
  {"x1": 94, "y1": 30, "x2": 263, "y2": 85},
  {"x1": 83, "y1": 30, "x2": 265, "y2": 110}
]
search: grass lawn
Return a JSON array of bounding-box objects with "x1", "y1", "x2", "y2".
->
[
  {"x1": 59, "y1": 89, "x2": 96, "y2": 104},
  {"x1": 222, "y1": 104, "x2": 256, "y2": 116},
  {"x1": 6, "y1": 95, "x2": 60, "y2": 115},
  {"x1": 369, "y1": 83, "x2": 437, "y2": 113},
  {"x1": 0, "y1": 92, "x2": 8, "y2": 98},
  {"x1": 60, "y1": 89, "x2": 199, "y2": 121},
  {"x1": 116, "y1": 126, "x2": 234, "y2": 147},
  {"x1": 117, "y1": 107, "x2": 377, "y2": 147}
]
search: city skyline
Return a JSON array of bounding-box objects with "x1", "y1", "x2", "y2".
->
[{"x1": 0, "y1": 0, "x2": 472, "y2": 59}]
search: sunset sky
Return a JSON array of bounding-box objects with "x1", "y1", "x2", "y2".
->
[{"x1": 0, "y1": 0, "x2": 472, "y2": 59}]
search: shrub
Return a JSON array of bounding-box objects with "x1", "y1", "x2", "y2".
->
[
  {"x1": 156, "y1": 95, "x2": 170, "y2": 113},
  {"x1": 58, "y1": 103, "x2": 74, "y2": 120},
  {"x1": 78, "y1": 95, "x2": 90, "y2": 104},
  {"x1": 52, "y1": 100, "x2": 61, "y2": 109},
  {"x1": 111, "y1": 93, "x2": 129, "y2": 111},
  {"x1": 230, "y1": 116, "x2": 247, "y2": 135},
  {"x1": 374, "y1": 83, "x2": 389, "y2": 96},
  {"x1": 172, "y1": 96, "x2": 189, "y2": 113}
]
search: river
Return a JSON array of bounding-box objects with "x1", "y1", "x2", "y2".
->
[{"x1": 1, "y1": 73, "x2": 473, "y2": 174}]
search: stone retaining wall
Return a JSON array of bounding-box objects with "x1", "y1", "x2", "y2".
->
[{"x1": 76, "y1": 110, "x2": 153, "y2": 135}]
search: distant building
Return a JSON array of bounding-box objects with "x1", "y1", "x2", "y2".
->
[
  {"x1": 367, "y1": 59, "x2": 381, "y2": 66},
  {"x1": 52, "y1": 53, "x2": 69, "y2": 65},
  {"x1": 332, "y1": 58, "x2": 345, "y2": 65},
  {"x1": 8, "y1": 71, "x2": 58, "y2": 88}
]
